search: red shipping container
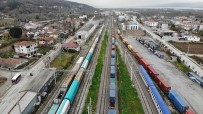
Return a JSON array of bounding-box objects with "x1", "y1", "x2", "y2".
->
[
  {"x1": 155, "y1": 76, "x2": 171, "y2": 94},
  {"x1": 185, "y1": 110, "x2": 195, "y2": 114},
  {"x1": 147, "y1": 66, "x2": 159, "y2": 79},
  {"x1": 135, "y1": 53, "x2": 143, "y2": 61},
  {"x1": 140, "y1": 59, "x2": 150, "y2": 69}
]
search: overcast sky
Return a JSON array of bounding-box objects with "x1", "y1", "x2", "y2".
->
[{"x1": 67, "y1": 0, "x2": 203, "y2": 8}]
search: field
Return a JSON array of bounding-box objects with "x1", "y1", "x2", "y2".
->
[
  {"x1": 170, "y1": 42, "x2": 203, "y2": 54},
  {"x1": 0, "y1": 77, "x2": 7, "y2": 86},
  {"x1": 82, "y1": 31, "x2": 108, "y2": 114},
  {"x1": 50, "y1": 52, "x2": 77, "y2": 69},
  {"x1": 117, "y1": 48, "x2": 144, "y2": 114}
]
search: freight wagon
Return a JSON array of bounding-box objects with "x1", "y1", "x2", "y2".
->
[{"x1": 168, "y1": 90, "x2": 189, "y2": 113}]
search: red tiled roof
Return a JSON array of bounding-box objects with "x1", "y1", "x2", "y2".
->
[
  {"x1": 63, "y1": 39, "x2": 79, "y2": 48},
  {"x1": 0, "y1": 58, "x2": 23, "y2": 65},
  {"x1": 14, "y1": 41, "x2": 37, "y2": 46}
]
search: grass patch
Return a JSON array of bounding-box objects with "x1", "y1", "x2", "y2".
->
[
  {"x1": 0, "y1": 50, "x2": 15, "y2": 58},
  {"x1": 38, "y1": 46, "x2": 53, "y2": 55},
  {"x1": 82, "y1": 31, "x2": 108, "y2": 114},
  {"x1": 117, "y1": 48, "x2": 144, "y2": 114},
  {"x1": 173, "y1": 61, "x2": 191, "y2": 74},
  {"x1": 50, "y1": 52, "x2": 76, "y2": 69}
]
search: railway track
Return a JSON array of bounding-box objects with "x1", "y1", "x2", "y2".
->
[
  {"x1": 96, "y1": 32, "x2": 111, "y2": 114},
  {"x1": 68, "y1": 26, "x2": 105, "y2": 114},
  {"x1": 116, "y1": 35, "x2": 158, "y2": 114},
  {"x1": 39, "y1": 26, "x2": 101, "y2": 114}
]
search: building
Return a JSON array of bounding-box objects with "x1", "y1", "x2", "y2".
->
[
  {"x1": 63, "y1": 39, "x2": 80, "y2": 51},
  {"x1": 0, "y1": 58, "x2": 28, "y2": 69},
  {"x1": 144, "y1": 20, "x2": 159, "y2": 27},
  {"x1": 2, "y1": 91, "x2": 37, "y2": 114},
  {"x1": 14, "y1": 41, "x2": 38, "y2": 58},
  {"x1": 118, "y1": 15, "x2": 125, "y2": 22},
  {"x1": 39, "y1": 37, "x2": 54, "y2": 46},
  {"x1": 125, "y1": 21, "x2": 139, "y2": 30},
  {"x1": 75, "y1": 23, "x2": 97, "y2": 42},
  {"x1": 29, "y1": 69, "x2": 56, "y2": 104}
]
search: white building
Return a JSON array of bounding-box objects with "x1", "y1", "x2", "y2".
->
[
  {"x1": 144, "y1": 20, "x2": 159, "y2": 27},
  {"x1": 14, "y1": 41, "x2": 38, "y2": 58},
  {"x1": 199, "y1": 24, "x2": 203, "y2": 30},
  {"x1": 126, "y1": 21, "x2": 139, "y2": 30}
]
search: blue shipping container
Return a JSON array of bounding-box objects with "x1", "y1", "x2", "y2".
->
[
  {"x1": 139, "y1": 65, "x2": 154, "y2": 87},
  {"x1": 150, "y1": 86, "x2": 171, "y2": 114},
  {"x1": 110, "y1": 66, "x2": 115, "y2": 78},
  {"x1": 108, "y1": 109, "x2": 117, "y2": 114},
  {"x1": 110, "y1": 89, "x2": 115, "y2": 103},
  {"x1": 64, "y1": 80, "x2": 79, "y2": 103},
  {"x1": 168, "y1": 90, "x2": 189, "y2": 113},
  {"x1": 110, "y1": 78, "x2": 115, "y2": 84},
  {"x1": 112, "y1": 40, "x2": 115, "y2": 45},
  {"x1": 111, "y1": 58, "x2": 116, "y2": 66},
  {"x1": 111, "y1": 50, "x2": 116, "y2": 58}
]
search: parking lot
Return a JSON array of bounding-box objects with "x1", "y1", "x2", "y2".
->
[{"x1": 125, "y1": 36, "x2": 203, "y2": 113}]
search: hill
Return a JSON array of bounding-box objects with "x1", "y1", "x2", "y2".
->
[{"x1": 0, "y1": 0, "x2": 97, "y2": 20}]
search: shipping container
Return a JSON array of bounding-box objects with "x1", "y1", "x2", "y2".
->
[
  {"x1": 110, "y1": 89, "x2": 115, "y2": 103},
  {"x1": 111, "y1": 58, "x2": 116, "y2": 66},
  {"x1": 155, "y1": 76, "x2": 171, "y2": 94},
  {"x1": 139, "y1": 59, "x2": 149, "y2": 69},
  {"x1": 56, "y1": 99, "x2": 70, "y2": 114},
  {"x1": 128, "y1": 45, "x2": 133, "y2": 50},
  {"x1": 131, "y1": 48, "x2": 138, "y2": 57},
  {"x1": 135, "y1": 53, "x2": 143, "y2": 61},
  {"x1": 64, "y1": 80, "x2": 79, "y2": 103},
  {"x1": 112, "y1": 45, "x2": 115, "y2": 50},
  {"x1": 74, "y1": 68, "x2": 84, "y2": 82},
  {"x1": 111, "y1": 50, "x2": 116, "y2": 58},
  {"x1": 110, "y1": 66, "x2": 116, "y2": 78},
  {"x1": 112, "y1": 40, "x2": 115, "y2": 45},
  {"x1": 147, "y1": 66, "x2": 159, "y2": 80},
  {"x1": 185, "y1": 109, "x2": 195, "y2": 114},
  {"x1": 150, "y1": 86, "x2": 171, "y2": 114},
  {"x1": 89, "y1": 47, "x2": 94, "y2": 54},
  {"x1": 108, "y1": 109, "x2": 117, "y2": 114},
  {"x1": 81, "y1": 59, "x2": 89, "y2": 70},
  {"x1": 110, "y1": 78, "x2": 115, "y2": 84},
  {"x1": 168, "y1": 90, "x2": 189, "y2": 113}
]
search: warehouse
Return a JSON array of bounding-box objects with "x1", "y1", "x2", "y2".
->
[
  {"x1": 126, "y1": 21, "x2": 139, "y2": 30},
  {"x1": 3, "y1": 91, "x2": 37, "y2": 114}
]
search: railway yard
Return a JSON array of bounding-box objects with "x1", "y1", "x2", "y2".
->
[{"x1": 1, "y1": 13, "x2": 203, "y2": 114}]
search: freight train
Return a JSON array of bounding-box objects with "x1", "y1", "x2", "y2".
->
[
  {"x1": 108, "y1": 18, "x2": 117, "y2": 114},
  {"x1": 55, "y1": 25, "x2": 104, "y2": 114},
  {"x1": 117, "y1": 29, "x2": 195, "y2": 114}
]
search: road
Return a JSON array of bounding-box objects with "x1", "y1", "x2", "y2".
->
[
  {"x1": 125, "y1": 36, "x2": 203, "y2": 114},
  {"x1": 0, "y1": 43, "x2": 62, "y2": 113}
]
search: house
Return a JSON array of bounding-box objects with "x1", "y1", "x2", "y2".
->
[
  {"x1": 27, "y1": 31, "x2": 40, "y2": 39},
  {"x1": 14, "y1": 41, "x2": 38, "y2": 58},
  {"x1": 24, "y1": 21, "x2": 38, "y2": 30},
  {"x1": 0, "y1": 58, "x2": 28, "y2": 69},
  {"x1": 144, "y1": 20, "x2": 159, "y2": 27},
  {"x1": 63, "y1": 39, "x2": 80, "y2": 51},
  {"x1": 125, "y1": 21, "x2": 139, "y2": 30},
  {"x1": 39, "y1": 37, "x2": 54, "y2": 46}
]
